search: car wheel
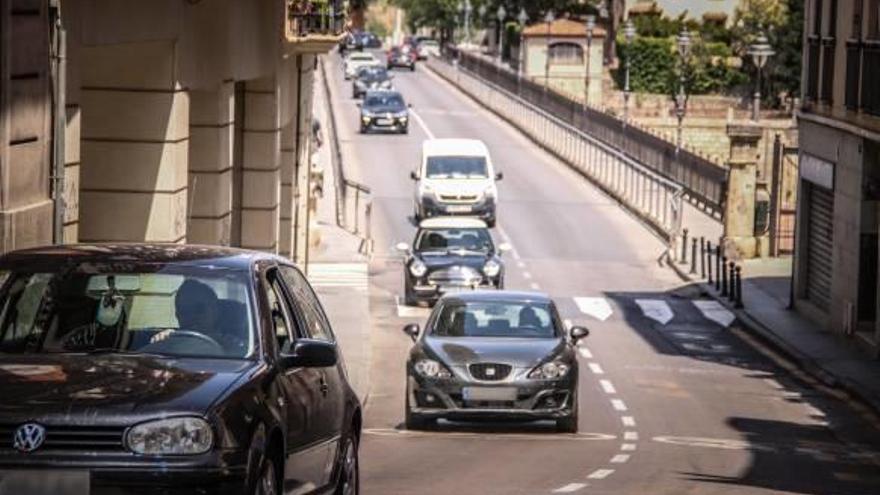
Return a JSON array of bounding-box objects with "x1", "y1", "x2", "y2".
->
[
  {"x1": 400, "y1": 126, "x2": 409, "y2": 135},
  {"x1": 410, "y1": 65, "x2": 416, "y2": 72},
  {"x1": 486, "y1": 217, "x2": 497, "y2": 228},
  {"x1": 359, "y1": 125, "x2": 367, "y2": 134},
  {"x1": 254, "y1": 453, "x2": 279, "y2": 495},
  {"x1": 405, "y1": 392, "x2": 435, "y2": 430},
  {"x1": 334, "y1": 433, "x2": 359, "y2": 495}
]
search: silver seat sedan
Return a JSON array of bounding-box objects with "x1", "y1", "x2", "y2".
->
[{"x1": 402, "y1": 291, "x2": 589, "y2": 432}]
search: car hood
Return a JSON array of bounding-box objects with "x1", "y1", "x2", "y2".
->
[
  {"x1": 423, "y1": 179, "x2": 492, "y2": 197},
  {"x1": 418, "y1": 252, "x2": 492, "y2": 270},
  {"x1": 0, "y1": 354, "x2": 253, "y2": 424},
  {"x1": 423, "y1": 337, "x2": 564, "y2": 368}
]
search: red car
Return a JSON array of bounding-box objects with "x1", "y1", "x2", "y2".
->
[{"x1": 387, "y1": 46, "x2": 416, "y2": 71}]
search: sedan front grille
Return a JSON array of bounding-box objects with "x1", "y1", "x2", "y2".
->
[
  {"x1": 469, "y1": 363, "x2": 512, "y2": 381},
  {"x1": 427, "y1": 267, "x2": 482, "y2": 286},
  {"x1": 438, "y1": 194, "x2": 478, "y2": 203},
  {"x1": 0, "y1": 424, "x2": 126, "y2": 452}
]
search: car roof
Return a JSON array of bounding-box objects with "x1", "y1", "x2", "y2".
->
[
  {"x1": 418, "y1": 217, "x2": 487, "y2": 229},
  {"x1": 422, "y1": 138, "x2": 489, "y2": 157},
  {"x1": 0, "y1": 243, "x2": 280, "y2": 271},
  {"x1": 439, "y1": 290, "x2": 553, "y2": 304}
]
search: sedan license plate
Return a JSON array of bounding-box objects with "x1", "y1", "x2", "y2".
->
[
  {"x1": 376, "y1": 118, "x2": 393, "y2": 125},
  {"x1": 462, "y1": 387, "x2": 517, "y2": 401},
  {"x1": 0, "y1": 470, "x2": 89, "y2": 495},
  {"x1": 446, "y1": 205, "x2": 472, "y2": 213}
]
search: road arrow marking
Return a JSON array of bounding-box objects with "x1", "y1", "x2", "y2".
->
[
  {"x1": 574, "y1": 297, "x2": 613, "y2": 321},
  {"x1": 635, "y1": 299, "x2": 674, "y2": 325},
  {"x1": 692, "y1": 300, "x2": 736, "y2": 327}
]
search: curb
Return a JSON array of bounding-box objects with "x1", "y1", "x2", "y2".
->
[{"x1": 665, "y1": 254, "x2": 880, "y2": 418}]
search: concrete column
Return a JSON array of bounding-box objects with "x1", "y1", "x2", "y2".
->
[
  {"x1": 723, "y1": 124, "x2": 762, "y2": 258},
  {"x1": 293, "y1": 55, "x2": 317, "y2": 265},
  {"x1": 188, "y1": 82, "x2": 235, "y2": 245},
  {"x1": 280, "y1": 122, "x2": 295, "y2": 258},
  {"x1": 240, "y1": 76, "x2": 281, "y2": 253},
  {"x1": 79, "y1": 41, "x2": 189, "y2": 243}
]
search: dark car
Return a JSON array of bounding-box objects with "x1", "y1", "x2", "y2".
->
[
  {"x1": 402, "y1": 291, "x2": 589, "y2": 432},
  {"x1": 386, "y1": 46, "x2": 416, "y2": 71},
  {"x1": 358, "y1": 90, "x2": 409, "y2": 134},
  {"x1": 396, "y1": 217, "x2": 509, "y2": 306},
  {"x1": 0, "y1": 244, "x2": 361, "y2": 495},
  {"x1": 352, "y1": 66, "x2": 393, "y2": 99}
]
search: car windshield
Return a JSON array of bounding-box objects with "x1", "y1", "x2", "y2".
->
[
  {"x1": 358, "y1": 68, "x2": 389, "y2": 81},
  {"x1": 0, "y1": 263, "x2": 254, "y2": 359},
  {"x1": 365, "y1": 94, "x2": 405, "y2": 110},
  {"x1": 416, "y1": 228, "x2": 493, "y2": 252},
  {"x1": 431, "y1": 301, "x2": 559, "y2": 338},
  {"x1": 425, "y1": 156, "x2": 488, "y2": 179}
]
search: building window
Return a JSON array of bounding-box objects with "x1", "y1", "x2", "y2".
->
[
  {"x1": 548, "y1": 43, "x2": 584, "y2": 65},
  {"x1": 869, "y1": 0, "x2": 880, "y2": 39}
]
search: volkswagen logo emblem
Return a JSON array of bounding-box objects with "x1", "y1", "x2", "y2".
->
[{"x1": 13, "y1": 423, "x2": 46, "y2": 453}]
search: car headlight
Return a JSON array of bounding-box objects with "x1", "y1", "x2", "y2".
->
[
  {"x1": 126, "y1": 417, "x2": 213, "y2": 455},
  {"x1": 381, "y1": 80, "x2": 392, "y2": 88},
  {"x1": 483, "y1": 259, "x2": 501, "y2": 277},
  {"x1": 414, "y1": 359, "x2": 452, "y2": 378},
  {"x1": 528, "y1": 360, "x2": 571, "y2": 380},
  {"x1": 395, "y1": 112, "x2": 408, "y2": 119},
  {"x1": 418, "y1": 184, "x2": 433, "y2": 198},
  {"x1": 409, "y1": 259, "x2": 427, "y2": 277}
]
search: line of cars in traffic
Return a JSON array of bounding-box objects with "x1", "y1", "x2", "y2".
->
[{"x1": 336, "y1": 42, "x2": 592, "y2": 432}]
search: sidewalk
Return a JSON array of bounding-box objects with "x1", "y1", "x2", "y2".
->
[
  {"x1": 667, "y1": 227, "x2": 880, "y2": 416},
  {"x1": 306, "y1": 60, "x2": 372, "y2": 405}
]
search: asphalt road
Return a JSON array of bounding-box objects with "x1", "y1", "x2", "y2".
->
[{"x1": 326, "y1": 52, "x2": 880, "y2": 495}]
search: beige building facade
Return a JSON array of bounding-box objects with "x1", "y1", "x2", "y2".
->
[
  {"x1": 795, "y1": 0, "x2": 880, "y2": 354},
  {"x1": 0, "y1": 0, "x2": 343, "y2": 263}
]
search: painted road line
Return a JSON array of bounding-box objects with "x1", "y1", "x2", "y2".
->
[
  {"x1": 530, "y1": 282, "x2": 540, "y2": 290},
  {"x1": 620, "y1": 443, "x2": 637, "y2": 451},
  {"x1": 578, "y1": 347, "x2": 593, "y2": 359},
  {"x1": 574, "y1": 297, "x2": 614, "y2": 321},
  {"x1": 516, "y1": 261, "x2": 526, "y2": 268},
  {"x1": 307, "y1": 263, "x2": 368, "y2": 289},
  {"x1": 409, "y1": 108, "x2": 436, "y2": 139},
  {"x1": 692, "y1": 300, "x2": 736, "y2": 328},
  {"x1": 624, "y1": 431, "x2": 639, "y2": 441},
  {"x1": 635, "y1": 299, "x2": 675, "y2": 325},
  {"x1": 587, "y1": 469, "x2": 615, "y2": 480},
  {"x1": 522, "y1": 271, "x2": 532, "y2": 280},
  {"x1": 610, "y1": 454, "x2": 630, "y2": 464},
  {"x1": 611, "y1": 399, "x2": 628, "y2": 412},
  {"x1": 588, "y1": 363, "x2": 604, "y2": 375},
  {"x1": 599, "y1": 380, "x2": 617, "y2": 394},
  {"x1": 553, "y1": 483, "x2": 588, "y2": 493},
  {"x1": 621, "y1": 416, "x2": 636, "y2": 427}
]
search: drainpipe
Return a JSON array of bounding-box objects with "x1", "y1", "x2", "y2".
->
[{"x1": 49, "y1": 0, "x2": 66, "y2": 244}]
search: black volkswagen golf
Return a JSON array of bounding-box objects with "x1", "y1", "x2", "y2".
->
[{"x1": 0, "y1": 245, "x2": 361, "y2": 495}]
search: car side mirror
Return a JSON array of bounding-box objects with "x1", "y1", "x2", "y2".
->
[
  {"x1": 410, "y1": 171, "x2": 419, "y2": 181},
  {"x1": 403, "y1": 324, "x2": 421, "y2": 342},
  {"x1": 495, "y1": 171, "x2": 504, "y2": 181},
  {"x1": 280, "y1": 339, "x2": 338, "y2": 369},
  {"x1": 395, "y1": 242, "x2": 410, "y2": 253},
  {"x1": 497, "y1": 243, "x2": 512, "y2": 255},
  {"x1": 569, "y1": 326, "x2": 590, "y2": 343}
]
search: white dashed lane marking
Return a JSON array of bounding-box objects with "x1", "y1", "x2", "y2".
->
[
  {"x1": 578, "y1": 346, "x2": 593, "y2": 359},
  {"x1": 624, "y1": 431, "x2": 639, "y2": 441},
  {"x1": 530, "y1": 282, "x2": 540, "y2": 290},
  {"x1": 588, "y1": 363, "x2": 604, "y2": 375},
  {"x1": 599, "y1": 380, "x2": 616, "y2": 394},
  {"x1": 620, "y1": 443, "x2": 637, "y2": 451},
  {"x1": 610, "y1": 454, "x2": 630, "y2": 463},
  {"x1": 553, "y1": 483, "x2": 588, "y2": 493},
  {"x1": 611, "y1": 399, "x2": 628, "y2": 412},
  {"x1": 622, "y1": 416, "x2": 636, "y2": 427},
  {"x1": 587, "y1": 469, "x2": 615, "y2": 480}
]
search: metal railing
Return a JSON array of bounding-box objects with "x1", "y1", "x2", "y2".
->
[
  {"x1": 287, "y1": 0, "x2": 346, "y2": 39},
  {"x1": 446, "y1": 47, "x2": 727, "y2": 219},
  {"x1": 319, "y1": 57, "x2": 374, "y2": 255},
  {"x1": 428, "y1": 54, "x2": 684, "y2": 244}
]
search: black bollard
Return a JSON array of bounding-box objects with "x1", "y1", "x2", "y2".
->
[
  {"x1": 690, "y1": 238, "x2": 698, "y2": 274},
  {"x1": 700, "y1": 237, "x2": 706, "y2": 279},
  {"x1": 715, "y1": 246, "x2": 722, "y2": 291},
  {"x1": 720, "y1": 254, "x2": 728, "y2": 296},
  {"x1": 706, "y1": 241, "x2": 714, "y2": 284},
  {"x1": 734, "y1": 265, "x2": 744, "y2": 308},
  {"x1": 680, "y1": 228, "x2": 689, "y2": 264},
  {"x1": 728, "y1": 262, "x2": 736, "y2": 302}
]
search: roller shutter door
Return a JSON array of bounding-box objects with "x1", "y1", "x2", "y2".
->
[{"x1": 805, "y1": 184, "x2": 834, "y2": 311}]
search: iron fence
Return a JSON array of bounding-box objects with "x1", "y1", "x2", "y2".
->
[
  {"x1": 429, "y1": 53, "x2": 684, "y2": 244},
  {"x1": 287, "y1": 0, "x2": 346, "y2": 39},
  {"x1": 446, "y1": 47, "x2": 727, "y2": 219}
]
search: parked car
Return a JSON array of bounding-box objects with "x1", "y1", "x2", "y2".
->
[
  {"x1": 352, "y1": 66, "x2": 393, "y2": 98},
  {"x1": 396, "y1": 217, "x2": 509, "y2": 306},
  {"x1": 359, "y1": 90, "x2": 409, "y2": 134},
  {"x1": 386, "y1": 46, "x2": 416, "y2": 71},
  {"x1": 402, "y1": 291, "x2": 588, "y2": 432},
  {"x1": 344, "y1": 51, "x2": 380, "y2": 79},
  {"x1": 411, "y1": 138, "x2": 502, "y2": 227},
  {"x1": 0, "y1": 244, "x2": 361, "y2": 495},
  {"x1": 416, "y1": 39, "x2": 440, "y2": 59}
]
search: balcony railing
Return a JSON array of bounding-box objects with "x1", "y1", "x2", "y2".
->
[
  {"x1": 863, "y1": 43, "x2": 880, "y2": 117},
  {"x1": 806, "y1": 37, "x2": 820, "y2": 101},
  {"x1": 287, "y1": 0, "x2": 345, "y2": 40}
]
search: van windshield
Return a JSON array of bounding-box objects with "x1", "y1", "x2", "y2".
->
[{"x1": 425, "y1": 156, "x2": 488, "y2": 179}]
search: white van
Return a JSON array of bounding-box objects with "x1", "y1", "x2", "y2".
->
[{"x1": 411, "y1": 139, "x2": 502, "y2": 227}]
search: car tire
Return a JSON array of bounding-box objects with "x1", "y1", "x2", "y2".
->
[
  {"x1": 486, "y1": 217, "x2": 497, "y2": 228},
  {"x1": 400, "y1": 127, "x2": 409, "y2": 135},
  {"x1": 359, "y1": 125, "x2": 368, "y2": 134},
  {"x1": 410, "y1": 65, "x2": 416, "y2": 72},
  {"x1": 334, "y1": 431, "x2": 359, "y2": 495},
  {"x1": 405, "y1": 393, "x2": 435, "y2": 430},
  {"x1": 253, "y1": 451, "x2": 280, "y2": 495}
]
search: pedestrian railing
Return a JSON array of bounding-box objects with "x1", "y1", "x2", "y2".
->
[
  {"x1": 427, "y1": 55, "x2": 684, "y2": 244},
  {"x1": 446, "y1": 47, "x2": 728, "y2": 220}
]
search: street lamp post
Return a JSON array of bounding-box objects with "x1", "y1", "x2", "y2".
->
[
  {"x1": 674, "y1": 27, "x2": 691, "y2": 154},
  {"x1": 622, "y1": 19, "x2": 636, "y2": 123},
  {"x1": 748, "y1": 31, "x2": 775, "y2": 122},
  {"x1": 517, "y1": 8, "x2": 529, "y2": 80},
  {"x1": 544, "y1": 10, "x2": 555, "y2": 90},
  {"x1": 497, "y1": 6, "x2": 507, "y2": 66},
  {"x1": 584, "y1": 15, "x2": 596, "y2": 108}
]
